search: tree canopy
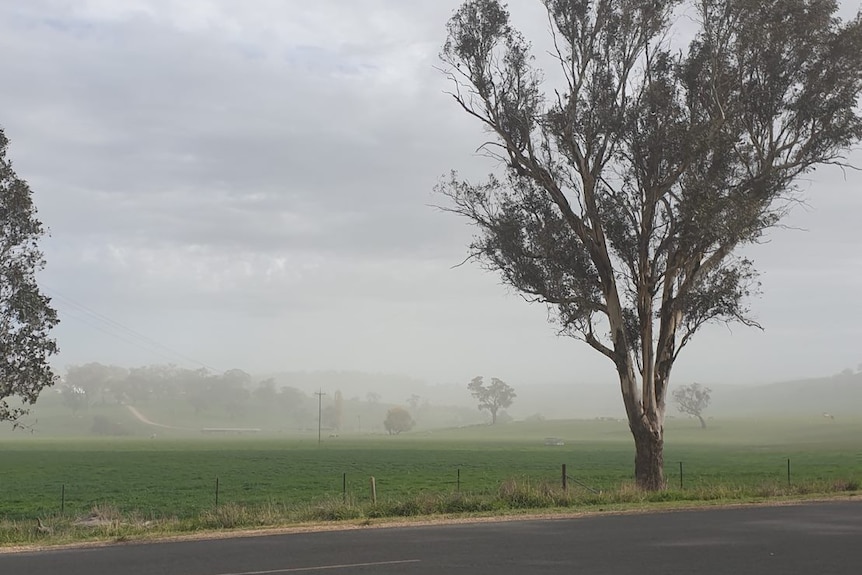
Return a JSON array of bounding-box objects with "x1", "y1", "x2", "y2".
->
[
  {"x1": 468, "y1": 376, "x2": 516, "y2": 424},
  {"x1": 439, "y1": 0, "x2": 862, "y2": 489},
  {"x1": 0, "y1": 127, "x2": 59, "y2": 425},
  {"x1": 384, "y1": 406, "x2": 415, "y2": 434},
  {"x1": 672, "y1": 383, "x2": 712, "y2": 428}
]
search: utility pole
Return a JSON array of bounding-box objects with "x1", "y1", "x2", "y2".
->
[{"x1": 315, "y1": 389, "x2": 326, "y2": 445}]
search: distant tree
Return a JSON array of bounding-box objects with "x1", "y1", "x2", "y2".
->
[
  {"x1": 439, "y1": 0, "x2": 862, "y2": 489},
  {"x1": 126, "y1": 366, "x2": 157, "y2": 403},
  {"x1": 253, "y1": 378, "x2": 279, "y2": 405},
  {"x1": 366, "y1": 392, "x2": 381, "y2": 404},
  {"x1": 181, "y1": 368, "x2": 213, "y2": 415},
  {"x1": 383, "y1": 406, "x2": 414, "y2": 435},
  {"x1": 672, "y1": 383, "x2": 712, "y2": 428},
  {"x1": 126, "y1": 364, "x2": 184, "y2": 402},
  {"x1": 61, "y1": 385, "x2": 88, "y2": 415},
  {"x1": 65, "y1": 363, "x2": 127, "y2": 406},
  {"x1": 221, "y1": 368, "x2": 252, "y2": 389},
  {"x1": 467, "y1": 376, "x2": 516, "y2": 424},
  {"x1": 105, "y1": 369, "x2": 132, "y2": 405},
  {"x1": 213, "y1": 368, "x2": 251, "y2": 419},
  {"x1": 0, "y1": 128, "x2": 60, "y2": 425}
]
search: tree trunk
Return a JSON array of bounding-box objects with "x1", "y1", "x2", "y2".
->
[
  {"x1": 490, "y1": 408, "x2": 497, "y2": 425},
  {"x1": 632, "y1": 423, "x2": 665, "y2": 490},
  {"x1": 697, "y1": 415, "x2": 706, "y2": 429}
]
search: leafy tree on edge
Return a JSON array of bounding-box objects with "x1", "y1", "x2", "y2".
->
[{"x1": 0, "y1": 127, "x2": 59, "y2": 426}]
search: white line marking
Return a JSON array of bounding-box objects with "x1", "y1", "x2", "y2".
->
[{"x1": 218, "y1": 559, "x2": 421, "y2": 575}]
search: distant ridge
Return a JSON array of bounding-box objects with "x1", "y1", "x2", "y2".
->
[
  {"x1": 256, "y1": 369, "x2": 862, "y2": 420},
  {"x1": 708, "y1": 370, "x2": 862, "y2": 417}
]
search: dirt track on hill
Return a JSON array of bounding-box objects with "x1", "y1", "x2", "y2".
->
[{"x1": 125, "y1": 406, "x2": 189, "y2": 430}]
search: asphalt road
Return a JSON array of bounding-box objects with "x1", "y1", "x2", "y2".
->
[{"x1": 2, "y1": 501, "x2": 860, "y2": 574}]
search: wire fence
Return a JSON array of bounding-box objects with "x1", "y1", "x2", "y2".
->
[{"x1": 4, "y1": 456, "x2": 854, "y2": 521}]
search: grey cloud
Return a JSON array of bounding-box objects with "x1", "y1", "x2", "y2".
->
[
  {"x1": 4, "y1": 5, "x2": 474, "y2": 259},
  {"x1": 2, "y1": 0, "x2": 859, "y2": 384}
]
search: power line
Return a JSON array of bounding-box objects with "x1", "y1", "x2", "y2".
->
[{"x1": 43, "y1": 285, "x2": 221, "y2": 373}]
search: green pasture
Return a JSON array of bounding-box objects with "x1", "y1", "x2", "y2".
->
[{"x1": 2, "y1": 417, "x2": 860, "y2": 522}]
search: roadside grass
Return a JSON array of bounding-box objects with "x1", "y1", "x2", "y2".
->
[
  {"x1": 1, "y1": 478, "x2": 858, "y2": 549},
  {"x1": 1, "y1": 416, "x2": 861, "y2": 547}
]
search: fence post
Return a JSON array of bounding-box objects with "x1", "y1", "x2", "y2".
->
[
  {"x1": 61, "y1": 483, "x2": 65, "y2": 515},
  {"x1": 787, "y1": 458, "x2": 791, "y2": 487},
  {"x1": 343, "y1": 473, "x2": 347, "y2": 502},
  {"x1": 679, "y1": 461, "x2": 684, "y2": 490},
  {"x1": 215, "y1": 476, "x2": 220, "y2": 507},
  {"x1": 370, "y1": 476, "x2": 377, "y2": 504},
  {"x1": 457, "y1": 468, "x2": 461, "y2": 493},
  {"x1": 561, "y1": 464, "x2": 567, "y2": 491}
]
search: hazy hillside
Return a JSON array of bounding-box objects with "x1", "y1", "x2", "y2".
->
[
  {"x1": 262, "y1": 371, "x2": 626, "y2": 421},
  {"x1": 497, "y1": 371, "x2": 862, "y2": 421},
  {"x1": 499, "y1": 370, "x2": 862, "y2": 420},
  {"x1": 4, "y1": 366, "x2": 860, "y2": 439},
  {"x1": 263, "y1": 370, "x2": 472, "y2": 407},
  {"x1": 708, "y1": 370, "x2": 862, "y2": 417}
]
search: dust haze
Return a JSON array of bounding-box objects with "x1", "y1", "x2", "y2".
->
[
  {"x1": 0, "y1": 1, "x2": 859, "y2": 393},
  {"x1": 2, "y1": 362, "x2": 860, "y2": 439}
]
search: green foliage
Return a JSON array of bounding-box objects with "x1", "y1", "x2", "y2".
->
[{"x1": 0, "y1": 128, "x2": 59, "y2": 425}]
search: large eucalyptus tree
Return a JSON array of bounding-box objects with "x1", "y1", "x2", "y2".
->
[{"x1": 438, "y1": 0, "x2": 862, "y2": 489}]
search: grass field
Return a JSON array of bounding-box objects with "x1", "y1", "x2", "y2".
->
[{"x1": 2, "y1": 416, "x2": 860, "y2": 524}]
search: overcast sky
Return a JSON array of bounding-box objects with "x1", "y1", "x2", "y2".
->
[{"x1": 1, "y1": 0, "x2": 860, "y2": 388}]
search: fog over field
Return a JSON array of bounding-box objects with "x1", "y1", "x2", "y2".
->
[{"x1": 0, "y1": 0, "x2": 860, "y2": 399}]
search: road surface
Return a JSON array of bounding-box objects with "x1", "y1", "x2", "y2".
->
[{"x1": 2, "y1": 500, "x2": 860, "y2": 574}]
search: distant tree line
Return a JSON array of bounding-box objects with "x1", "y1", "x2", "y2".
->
[
  {"x1": 57, "y1": 363, "x2": 310, "y2": 422},
  {"x1": 52, "y1": 363, "x2": 487, "y2": 433}
]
